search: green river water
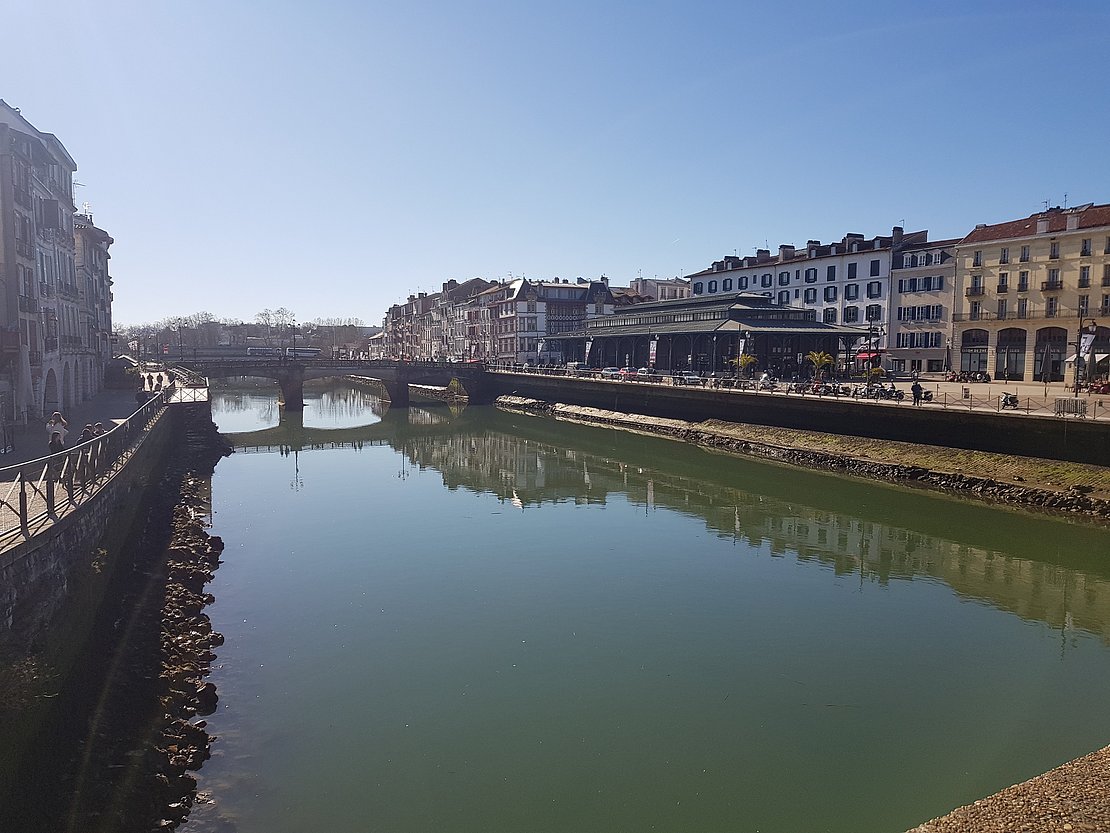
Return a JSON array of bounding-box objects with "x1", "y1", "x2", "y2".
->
[{"x1": 179, "y1": 380, "x2": 1110, "y2": 833}]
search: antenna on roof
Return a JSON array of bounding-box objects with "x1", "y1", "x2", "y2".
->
[
  {"x1": 1063, "y1": 192, "x2": 1068, "y2": 209},
  {"x1": 1043, "y1": 199, "x2": 1050, "y2": 212}
]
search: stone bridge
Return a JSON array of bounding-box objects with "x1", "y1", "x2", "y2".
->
[{"x1": 173, "y1": 359, "x2": 493, "y2": 409}]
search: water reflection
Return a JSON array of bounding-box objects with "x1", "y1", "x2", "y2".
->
[{"x1": 218, "y1": 384, "x2": 1110, "y2": 646}]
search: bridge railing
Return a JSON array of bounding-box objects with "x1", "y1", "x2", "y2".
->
[{"x1": 0, "y1": 394, "x2": 165, "y2": 549}]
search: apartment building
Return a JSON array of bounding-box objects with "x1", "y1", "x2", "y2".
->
[
  {"x1": 628, "y1": 276, "x2": 691, "y2": 302},
  {"x1": 685, "y1": 227, "x2": 927, "y2": 372},
  {"x1": 0, "y1": 100, "x2": 105, "y2": 421},
  {"x1": 952, "y1": 204, "x2": 1110, "y2": 382},
  {"x1": 73, "y1": 208, "x2": 114, "y2": 397},
  {"x1": 888, "y1": 238, "x2": 957, "y2": 374}
]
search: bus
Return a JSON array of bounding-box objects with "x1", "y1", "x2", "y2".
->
[
  {"x1": 285, "y1": 347, "x2": 322, "y2": 358},
  {"x1": 246, "y1": 346, "x2": 283, "y2": 357}
]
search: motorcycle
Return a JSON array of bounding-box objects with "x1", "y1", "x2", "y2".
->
[{"x1": 1000, "y1": 393, "x2": 1020, "y2": 410}]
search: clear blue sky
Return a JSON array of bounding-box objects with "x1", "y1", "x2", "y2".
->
[{"x1": 5, "y1": 0, "x2": 1109, "y2": 327}]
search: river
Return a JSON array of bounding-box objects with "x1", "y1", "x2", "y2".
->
[{"x1": 181, "y1": 379, "x2": 1110, "y2": 833}]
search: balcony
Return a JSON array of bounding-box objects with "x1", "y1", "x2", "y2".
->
[
  {"x1": 15, "y1": 239, "x2": 34, "y2": 259},
  {"x1": 40, "y1": 282, "x2": 55, "y2": 298},
  {"x1": 44, "y1": 336, "x2": 58, "y2": 353},
  {"x1": 17, "y1": 295, "x2": 38, "y2": 314},
  {"x1": 13, "y1": 188, "x2": 31, "y2": 209},
  {"x1": 1103, "y1": 277, "x2": 1110, "y2": 288},
  {"x1": 965, "y1": 286, "x2": 985, "y2": 297},
  {"x1": 995, "y1": 284, "x2": 1008, "y2": 292},
  {"x1": 1017, "y1": 283, "x2": 1029, "y2": 292},
  {"x1": 1041, "y1": 280, "x2": 1063, "y2": 291},
  {"x1": 28, "y1": 351, "x2": 42, "y2": 366}
]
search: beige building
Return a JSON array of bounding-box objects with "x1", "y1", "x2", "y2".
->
[{"x1": 953, "y1": 203, "x2": 1110, "y2": 383}]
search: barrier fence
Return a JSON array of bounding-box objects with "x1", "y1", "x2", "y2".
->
[{"x1": 0, "y1": 394, "x2": 166, "y2": 548}]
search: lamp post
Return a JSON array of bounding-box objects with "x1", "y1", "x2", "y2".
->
[
  {"x1": 1075, "y1": 318, "x2": 1098, "y2": 396},
  {"x1": 945, "y1": 338, "x2": 952, "y2": 373},
  {"x1": 291, "y1": 316, "x2": 297, "y2": 359}
]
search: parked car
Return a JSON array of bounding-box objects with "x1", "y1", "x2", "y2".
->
[
  {"x1": 674, "y1": 372, "x2": 703, "y2": 386},
  {"x1": 618, "y1": 366, "x2": 638, "y2": 379},
  {"x1": 600, "y1": 367, "x2": 622, "y2": 379},
  {"x1": 637, "y1": 367, "x2": 662, "y2": 381}
]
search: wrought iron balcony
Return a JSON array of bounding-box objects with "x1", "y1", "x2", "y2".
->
[
  {"x1": 965, "y1": 286, "x2": 985, "y2": 297},
  {"x1": 1041, "y1": 280, "x2": 1063, "y2": 291},
  {"x1": 17, "y1": 295, "x2": 39, "y2": 314},
  {"x1": 995, "y1": 284, "x2": 1008, "y2": 292}
]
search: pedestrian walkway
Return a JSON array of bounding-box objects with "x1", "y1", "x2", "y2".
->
[{"x1": 1, "y1": 389, "x2": 151, "y2": 468}]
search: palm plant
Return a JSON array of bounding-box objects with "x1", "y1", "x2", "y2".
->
[{"x1": 806, "y1": 350, "x2": 834, "y2": 379}]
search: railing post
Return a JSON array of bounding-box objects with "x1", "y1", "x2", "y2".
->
[
  {"x1": 19, "y1": 474, "x2": 28, "y2": 535},
  {"x1": 46, "y1": 473, "x2": 55, "y2": 514}
]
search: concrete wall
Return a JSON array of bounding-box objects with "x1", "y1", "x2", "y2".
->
[
  {"x1": 486, "y1": 373, "x2": 1110, "y2": 466},
  {"x1": 0, "y1": 408, "x2": 175, "y2": 654}
]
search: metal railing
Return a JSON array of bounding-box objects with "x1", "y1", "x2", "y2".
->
[{"x1": 0, "y1": 395, "x2": 165, "y2": 547}]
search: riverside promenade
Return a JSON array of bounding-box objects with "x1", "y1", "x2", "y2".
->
[{"x1": 0, "y1": 389, "x2": 161, "y2": 549}]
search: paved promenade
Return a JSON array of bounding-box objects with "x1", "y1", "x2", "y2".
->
[{"x1": 1, "y1": 389, "x2": 150, "y2": 468}]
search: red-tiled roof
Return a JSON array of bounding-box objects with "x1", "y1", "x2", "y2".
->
[{"x1": 960, "y1": 204, "x2": 1110, "y2": 244}]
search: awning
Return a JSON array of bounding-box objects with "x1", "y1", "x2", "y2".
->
[{"x1": 855, "y1": 351, "x2": 883, "y2": 360}]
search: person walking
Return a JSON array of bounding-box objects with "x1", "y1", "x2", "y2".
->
[
  {"x1": 911, "y1": 379, "x2": 924, "y2": 406},
  {"x1": 46, "y1": 412, "x2": 68, "y2": 447}
]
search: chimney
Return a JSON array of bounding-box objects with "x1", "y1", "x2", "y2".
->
[
  {"x1": 756, "y1": 248, "x2": 770, "y2": 261},
  {"x1": 892, "y1": 226, "x2": 904, "y2": 246},
  {"x1": 779, "y1": 244, "x2": 795, "y2": 261}
]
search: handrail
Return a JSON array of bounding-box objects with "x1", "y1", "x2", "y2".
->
[{"x1": 0, "y1": 394, "x2": 166, "y2": 547}]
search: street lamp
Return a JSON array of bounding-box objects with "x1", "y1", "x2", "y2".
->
[{"x1": 291, "y1": 316, "x2": 298, "y2": 358}]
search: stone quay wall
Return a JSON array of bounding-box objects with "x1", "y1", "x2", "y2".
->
[
  {"x1": 484, "y1": 373, "x2": 1110, "y2": 466},
  {"x1": 0, "y1": 407, "x2": 176, "y2": 655}
]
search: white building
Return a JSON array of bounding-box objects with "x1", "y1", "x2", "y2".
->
[
  {"x1": 887, "y1": 238, "x2": 957, "y2": 375},
  {"x1": 685, "y1": 227, "x2": 928, "y2": 372}
]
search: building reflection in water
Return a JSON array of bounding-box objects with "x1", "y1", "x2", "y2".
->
[{"x1": 392, "y1": 421, "x2": 1110, "y2": 647}]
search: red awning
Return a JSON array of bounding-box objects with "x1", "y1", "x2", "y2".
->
[{"x1": 856, "y1": 351, "x2": 882, "y2": 360}]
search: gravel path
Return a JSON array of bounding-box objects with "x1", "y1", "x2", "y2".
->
[{"x1": 908, "y1": 744, "x2": 1110, "y2": 833}]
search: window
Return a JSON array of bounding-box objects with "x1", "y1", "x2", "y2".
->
[
  {"x1": 866, "y1": 281, "x2": 883, "y2": 299},
  {"x1": 778, "y1": 290, "x2": 790, "y2": 305},
  {"x1": 1079, "y1": 266, "x2": 1090, "y2": 288},
  {"x1": 739, "y1": 276, "x2": 749, "y2": 289},
  {"x1": 996, "y1": 299, "x2": 1007, "y2": 318},
  {"x1": 803, "y1": 288, "x2": 817, "y2": 304},
  {"x1": 761, "y1": 273, "x2": 772, "y2": 288},
  {"x1": 843, "y1": 305, "x2": 859, "y2": 322},
  {"x1": 1017, "y1": 298, "x2": 1028, "y2": 318},
  {"x1": 804, "y1": 268, "x2": 817, "y2": 283},
  {"x1": 1049, "y1": 241, "x2": 1059, "y2": 259},
  {"x1": 1020, "y1": 245, "x2": 1030, "y2": 262},
  {"x1": 1081, "y1": 238, "x2": 1092, "y2": 256},
  {"x1": 845, "y1": 284, "x2": 859, "y2": 300},
  {"x1": 693, "y1": 282, "x2": 703, "y2": 294},
  {"x1": 826, "y1": 265, "x2": 836, "y2": 281},
  {"x1": 823, "y1": 308, "x2": 837, "y2": 323},
  {"x1": 999, "y1": 247, "x2": 1009, "y2": 264},
  {"x1": 997, "y1": 272, "x2": 1009, "y2": 291},
  {"x1": 1018, "y1": 271, "x2": 1029, "y2": 291},
  {"x1": 869, "y1": 259, "x2": 880, "y2": 277},
  {"x1": 1079, "y1": 295, "x2": 1089, "y2": 316},
  {"x1": 778, "y1": 271, "x2": 790, "y2": 286},
  {"x1": 1046, "y1": 297, "x2": 1058, "y2": 317},
  {"x1": 1047, "y1": 268, "x2": 1060, "y2": 287},
  {"x1": 865, "y1": 304, "x2": 882, "y2": 321},
  {"x1": 973, "y1": 250, "x2": 982, "y2": 267},
  {"x1": 970, "y1": 301, "x2": 982, "y2": 320},
  {"x1": 824, "y1": 286, "x2": 838, "y2": 302},
  {"x1": 723, "y1": 278, "x2": 733, "y2": 291},
  {"x1": 708, "y1": 280, "x2": 718, "y2": 293},
  {"x1": 847, "y1": 263, "x2": 857, "y2": 279}
]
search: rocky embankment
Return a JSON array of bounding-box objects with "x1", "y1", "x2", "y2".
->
[{"x1": 496, "y1": 397, "x2": 1110, "y2": 520}]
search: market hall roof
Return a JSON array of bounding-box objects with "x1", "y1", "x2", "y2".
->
[{"x1": 578, "y1": 292, "x2": 866, "y2": 338}]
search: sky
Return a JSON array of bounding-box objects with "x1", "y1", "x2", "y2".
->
[{"x1": 4, "y1": 0, "x2": 1110, "y2": 327}]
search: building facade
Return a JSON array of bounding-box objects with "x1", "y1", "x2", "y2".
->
[
  {"x1": 952, "y1": 204, "x2": 1110, "y2": 383},
  {"x1": 887, "y1": 238, "x2": 957, "y2": 375},
  {"x1": 0, "y1": 100, "x2": 110, "y2": 422},
  {"x1": 684, "y1": 227, "x2": 927, "y2": 372}
]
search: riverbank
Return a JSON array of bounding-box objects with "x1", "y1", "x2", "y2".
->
[
  {"x1": 0, "y1": 403, "x2": 231, "y2": 832},
  {"x1": 495, "y1": 396, "x2": 1110, "y2": 520}
]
